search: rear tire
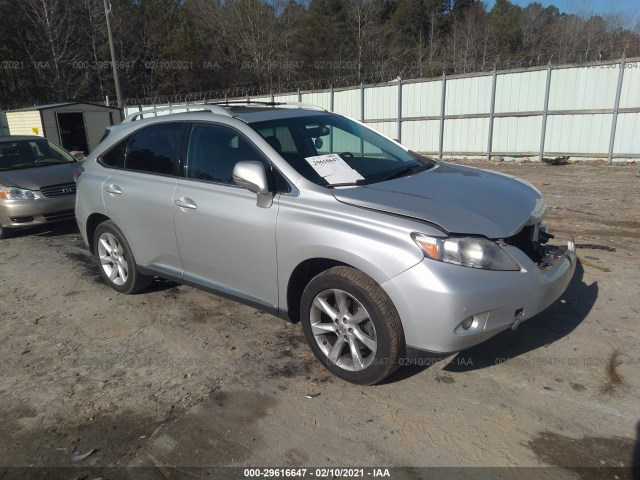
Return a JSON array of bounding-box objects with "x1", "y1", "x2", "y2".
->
[
  {"x1": 93, "y1": 221, "x2": 152, "y2": 294},
  {"x1": 300, "y1": 266, "x2": 404, "y2": 385}
]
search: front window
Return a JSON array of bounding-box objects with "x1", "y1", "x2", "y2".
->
[
  {"x1": 186, "y1": 123, "x2": 290, "y2": 192},
  {"x1": 0, "y1": 139, "x2": 76, "y2": 171},
  {"x1": 251, "y1": 114, "x2": 435, "y2": 186},
  {"x1": 186, "y1": 123, "x2": 261, "y2": 184}
]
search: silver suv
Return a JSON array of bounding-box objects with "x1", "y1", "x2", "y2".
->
[{"x1": 75, "y1": 103, "x2": 576, "y2": 385}]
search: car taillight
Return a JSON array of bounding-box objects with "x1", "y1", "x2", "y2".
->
[{"x1": 73, "y1": 166, "x2": 84, "y2": 183}]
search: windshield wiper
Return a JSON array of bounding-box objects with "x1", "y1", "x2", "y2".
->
[
  {"x1": 382, "y1": 164, "x2": 431, "y2": 182},
  {"x1": 326, "y1": 179, "x2": 368, "y2": 188},
  {"x1": 326, "y1": 163, "x2": 433, "y2": 188},
  {"x1": 10, "y1": 160, "x2": 72, "y2": 169},
  {"x1": 35, "y1": 159, "x2": 73, "y2": 165}
]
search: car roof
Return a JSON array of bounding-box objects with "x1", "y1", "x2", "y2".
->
[{"x1": 227, "y1": 106, "x2": 329, "y2": 123}]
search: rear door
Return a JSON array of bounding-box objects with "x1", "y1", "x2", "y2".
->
[
  {"x1": 173, "y1": 122, "x2": 279, "y2": 309},
  {"x1": 103, "y1": 122, "x2": 186, "y2": 274}
]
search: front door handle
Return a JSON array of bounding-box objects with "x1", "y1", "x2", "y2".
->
[
  {"x1": 175, "y1": 197, "x2": 197, "y2": 210},
  {"x1": 105, "y1": 184, "x2": 122, "y2": 195}
]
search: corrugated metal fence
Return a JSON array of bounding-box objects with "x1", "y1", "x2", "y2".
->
[{"x1": 125, "y1": 57, "x2": 640, "y2": 163}]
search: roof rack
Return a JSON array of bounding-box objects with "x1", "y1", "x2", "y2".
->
[
  {"x1": 213, "y1": 100, "x2": 326, "y2": 111},
  {"x1": 122, "y1": 104, "x2": 233, "y2": 122},
  {"x1": 122, "y1": 100, "x2": 326, "y2": 123}
]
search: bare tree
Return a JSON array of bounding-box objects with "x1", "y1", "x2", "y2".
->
[
  {"x1": 191, "y1": 0, "x2": 280, "y2": 88},
  {"x1": 3, "y1": 0, "x2": 640, "y2": 106},
  {"x1": 345, "y1": 0, "x2": 382, "y2": 81},
  {"x1": 450, "y1": 3, "x2": 489, "y2": 72},
  {"x1": 77, "y1": 0, "x2": 108, "y2": 98},
  {"x1": 521, "y1": 4, "x2": 556, "y2": 63},
  {"x1": 18, "y1": 0, "x2": 81, "y2": 99}
]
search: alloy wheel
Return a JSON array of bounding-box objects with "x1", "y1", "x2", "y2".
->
[
  {"x1": 309, "y1": 288, "x2": 378, "y2": 371},
  {"x1": 97, "y1": 232, "x2": 129, "y2": 286}
]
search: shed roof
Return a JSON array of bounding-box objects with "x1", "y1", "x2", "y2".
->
[{"x1": 0, "y1": 135, "x2": 43, "y2": 142}]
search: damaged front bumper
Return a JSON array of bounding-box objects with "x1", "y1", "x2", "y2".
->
[{"x1": 382, "y1": 237, "x2": 577, "y2": 355}]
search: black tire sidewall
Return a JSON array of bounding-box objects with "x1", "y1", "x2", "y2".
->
[{"x1": 300, "y1": 271, "x2": 399, "y2": 385}]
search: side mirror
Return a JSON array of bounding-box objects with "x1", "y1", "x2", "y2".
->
[{"x1": 232, "y1": 161, "x2": 272, "y2": 208}]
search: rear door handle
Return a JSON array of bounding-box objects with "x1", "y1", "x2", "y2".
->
[
  {"x1": 175, "y1": 197, "x2": 197, "y2": 210},
  {"x1": 105, "y1": 184, "x2": 122, "y2": 195}
]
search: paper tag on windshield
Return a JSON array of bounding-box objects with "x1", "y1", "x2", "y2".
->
[{"x1": 305, "y1": 154, "x2": 364, "y2": 184}]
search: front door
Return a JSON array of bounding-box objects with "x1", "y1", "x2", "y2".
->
[{"x1": 173, "y1": 123, "x2": 279, "y2": 309}]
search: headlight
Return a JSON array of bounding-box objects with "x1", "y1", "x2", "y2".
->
[
  {"x1": 412, "y1": 233, "x2": 520, "y2": 271},
  {"x1": 0, "y1": 187, "x2": 39, "y2": 200}
]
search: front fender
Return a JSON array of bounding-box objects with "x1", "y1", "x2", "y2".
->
[{"x1": 275, "y1": 193, "x2": 433, "y2": 311}]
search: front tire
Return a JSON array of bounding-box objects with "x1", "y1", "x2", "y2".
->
[
  {"x1": 93, "y1": 221, "x2": 152, "y2": 294},
  {"x1": 0, "y1": 225, "x2": 11, "y2": 239},
  {"x1": 300, "y1": 266, "x2": 404, "y2": 385}
]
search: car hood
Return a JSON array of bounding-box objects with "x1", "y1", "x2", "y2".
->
[
  {"x1": 331, "y1": 162, "x2": 547, "y2": 238},
  {"x1": 0, "y1": 163, "x2": 78, "y2": 190}
]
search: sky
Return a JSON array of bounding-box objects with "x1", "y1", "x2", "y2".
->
[{"x1": 484, "y1": 0, "x2": 640, "y2": 18}]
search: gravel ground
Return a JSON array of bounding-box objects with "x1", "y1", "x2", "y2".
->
[{"x1": 0, "y1": 160, "x2": 639, "y2": 479}]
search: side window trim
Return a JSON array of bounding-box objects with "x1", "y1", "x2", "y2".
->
[{"x1": 178, "y1": 122, "x2": 192, "y2": 178}]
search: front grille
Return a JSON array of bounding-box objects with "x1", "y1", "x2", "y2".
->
[
  {"x1": 40, "y1": 182, "x2": 76, "y2": 197},
  {"x1": 503, "y1": 225, "x2": 543, "y2": 264},
  {"x1": 42, "y1": 210, "x2": 75, "y2": 222}
]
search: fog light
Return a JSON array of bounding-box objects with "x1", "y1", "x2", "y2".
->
[
  {"x1": 461, "y1": 316, "x2": 474, "y2": 330},
  {"x1": 455, "y1": 312, "x2": 490, "y2": 335}
]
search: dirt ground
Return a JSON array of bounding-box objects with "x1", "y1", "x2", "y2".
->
[{"x1": 0, "y1": 160, "x2": 639, "y2": 479}]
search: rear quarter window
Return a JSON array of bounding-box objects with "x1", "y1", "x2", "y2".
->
[{"x1": 98, "y1": 137, "x2": 129, "y2": 168}]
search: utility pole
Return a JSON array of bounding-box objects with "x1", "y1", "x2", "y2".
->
[{"x1": 103, "y1": 0, "x2": 123, "y2": 107}]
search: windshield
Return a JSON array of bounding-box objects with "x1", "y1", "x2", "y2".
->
[
  {"x1": 250, "y1": 114, "x2": 435, "y2": 186},
  {"x1": 0, "y1": 139, "x2": 76, "y2": 171}
]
